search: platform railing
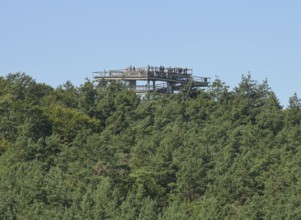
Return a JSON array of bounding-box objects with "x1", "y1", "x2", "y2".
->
[
  {"x1": 132, "y1": 82, "x2": 169, "y2": 93},
  {"x1": 191, "y1": 76, "x2": 211, "y2": 84},
  {"x1": 93, "y1": 66, "x2": 194, "y2": 79}
]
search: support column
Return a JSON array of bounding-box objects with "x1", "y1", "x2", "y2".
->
[
  {"x1": 167, "y1": 82, "x2": 174, "y2": 94},
  {"x1": 129, "y1": 80, "x2": 136, "y2": 91}
]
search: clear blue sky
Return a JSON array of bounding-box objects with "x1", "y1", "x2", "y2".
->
[{"x1": 1, "y1": 0, "x2": 300, "y2": 106}]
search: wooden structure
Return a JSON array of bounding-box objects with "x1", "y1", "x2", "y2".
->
[{"x1": 93, "y1": 65, "x2": 210, "y2": 94}]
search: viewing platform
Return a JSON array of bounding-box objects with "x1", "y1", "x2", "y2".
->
[{"x1": 93, "y1": 65, "x2": 210, "y2": 94}]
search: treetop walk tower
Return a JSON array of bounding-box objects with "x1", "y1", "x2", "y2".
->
[{"x1": 93, "y1": 65, "x2": 210, "y2": 94}]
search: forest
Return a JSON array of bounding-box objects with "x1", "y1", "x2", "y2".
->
[{"x1": 1, "y1": 73, "x2": 301, "y2": 219}]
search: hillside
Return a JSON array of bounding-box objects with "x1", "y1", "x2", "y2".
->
[{"x1": 1, "y1": 73, "x2": 301, "y2": 219}]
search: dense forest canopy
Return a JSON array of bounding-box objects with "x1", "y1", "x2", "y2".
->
[{"x1": 1, "y1": 72, "x2": 301, "y2": 219}]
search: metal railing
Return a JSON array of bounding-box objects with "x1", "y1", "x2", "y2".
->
[{"x1": 93, "y1": 66, "x2": 194, "y2": 79}]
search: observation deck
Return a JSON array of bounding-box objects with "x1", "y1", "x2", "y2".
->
[{"x1": 93, "y1": 66, "x2": 210, "y2": 94}]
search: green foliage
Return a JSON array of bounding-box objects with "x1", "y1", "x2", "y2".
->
[
  {"x1": 1, "y1": 73, "x2": 301, "y2": 219},
  {"x1": 45, "y1": 104, "x2": 100, "y2": 142}
]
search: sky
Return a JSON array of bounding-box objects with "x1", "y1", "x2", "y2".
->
[{"x1": 1, "y1": 0, "x2": 300, "y2": 106}]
